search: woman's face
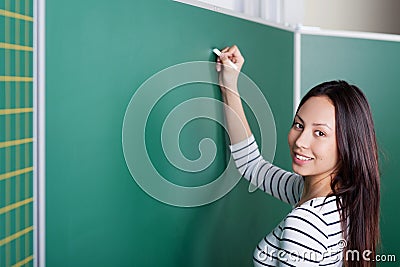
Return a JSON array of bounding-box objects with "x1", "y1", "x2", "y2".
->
[{"x1": 288, "y1": 96, "x2": 339, "y2": 180}]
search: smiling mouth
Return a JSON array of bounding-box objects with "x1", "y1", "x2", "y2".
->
[{"x1": 295, "y1": 153, "x2": 314, "y2": 161}]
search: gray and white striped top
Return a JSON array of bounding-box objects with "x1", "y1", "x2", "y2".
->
[{"x1": 230, "y1": 135, "x2": 346, "y2": 267}]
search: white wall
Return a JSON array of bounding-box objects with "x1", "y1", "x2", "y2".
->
[
  {"x1": 303, "y1": 0, "x2": 400, "y2": 34},
  {"x1": 195, "y1": 0, "x2": 304, "y2": 26},
  {"x1": 283, "y1": 0, "x2": 304, "y2": 27},
  {"x1": 195, "y1": 0, "x2": 400, "y2": 34},
  {"x1": 197, "y1": 0, "x2": 238, "y2": 10}
]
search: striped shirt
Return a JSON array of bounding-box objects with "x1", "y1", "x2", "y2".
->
[{"x1": 230, "y1": 135, "x2": 346, "y2": 267}]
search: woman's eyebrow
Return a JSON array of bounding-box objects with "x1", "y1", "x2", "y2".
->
[
  {"x1": 296, "y1": 114, "x2": 332, "y2": 130},
  {"x1": 312, "y1": 122, "x2": 332, "y2": 130},
  {"x1": 295, "y1": 114, "x2": 304, "y2": 123}
]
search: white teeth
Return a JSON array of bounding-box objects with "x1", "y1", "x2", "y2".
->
[{"x1": 296, "y1": 154, "x2": 313, "y2": 161}]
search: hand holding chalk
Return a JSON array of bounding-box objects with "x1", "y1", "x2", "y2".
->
[
  {"x1": 213, "y1": 48, "x2": 238, "y2": 70},
  {"x1": 214, "y1": 45, "x2": 244, "y2": 90}
]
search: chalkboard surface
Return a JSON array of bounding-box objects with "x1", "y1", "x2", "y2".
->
[{"x1": 46, "y1": 0, "x2": 294, "y2": 266}]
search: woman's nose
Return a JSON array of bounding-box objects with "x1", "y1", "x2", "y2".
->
[{"x1": 295, "y1": 131, "x2": 311, "y2": 149}]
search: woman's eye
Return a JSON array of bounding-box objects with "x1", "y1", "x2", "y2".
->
[
  {"x1": 315, "y1": 130, "x2": 325, "y2": 137},
  {"x1": 293, "y1": 122, "x2": 303, "y2": 129}
]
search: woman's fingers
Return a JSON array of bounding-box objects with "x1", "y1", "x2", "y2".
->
[
  {"x1": 220, "y1": 46, "x2": 233, "y2": 60},
  {"x1": 218, "y1": 45, "x2": 244, "y2": 67},
  {"x1": 221, "y1": 47, "x2": 230, "y2": 53},
  {"x1": 227, "y1": 45, "x2": 244, "y2": 64},
  {"x1": 216, "y1": 55, "x2": 224, "y2": 72},
  {"x1": 228, "y1": 45, "x2": 242, "y2": 56},
  {"x1": 216, "y1": 57, "x2": 222, "y2": 72},
  {"x1": 216, "y1": 45, "x2": 244, "y2": 72}
]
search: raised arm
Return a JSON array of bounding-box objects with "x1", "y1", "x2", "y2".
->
[
  {"x1": 216, "y1": 45, "x2": 303, "y2": 206},
  {"x1": 216, "y1": 45, "x2": 252, "y2": 144}
]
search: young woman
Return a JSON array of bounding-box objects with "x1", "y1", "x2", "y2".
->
[{"x1": 216, "y1": 45, "x2": 380, "y2": 267}]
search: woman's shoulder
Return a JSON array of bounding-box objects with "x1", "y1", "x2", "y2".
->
[{"x1": 287, "y1": 195, "x2": 342, "y2": 230}]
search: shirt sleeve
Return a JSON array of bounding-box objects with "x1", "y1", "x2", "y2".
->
[
  {"x1": 229, "y1": 135, "x2": 303, "y2": 206},
  {"x1": 277, "y1": 206, "x2": 328, "y2": 266}
]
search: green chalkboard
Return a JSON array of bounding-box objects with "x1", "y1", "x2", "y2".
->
[
  {"x1": 46, "y1": 0, "x2": 294, "y2": 266},
  {"x1": 301, "y1": 34, "x2": 400, "y2": 264}
]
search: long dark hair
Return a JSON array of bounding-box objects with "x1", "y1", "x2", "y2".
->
[{"x1": 297, "y1": 81, "x2": 380, "y2": 267}]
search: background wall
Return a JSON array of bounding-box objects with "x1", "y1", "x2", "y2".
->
[
  {"x1": 304, "y1": 0, "x2": 400, "y2": 34},
  {"x1": 197, "y1": 0, "x2": 400, "y2": 34}
]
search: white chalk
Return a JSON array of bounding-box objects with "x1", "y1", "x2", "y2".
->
[{"x1": 213, "y1": 48, "x2": 238, "y2": 70}]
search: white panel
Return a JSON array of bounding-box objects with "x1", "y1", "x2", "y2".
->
[
  {"x1": 33, "y1": 0, "x2": 46, "y2": 266},
  {"x1": 243, "y1": 0, "x2": 260, "y2": 17},
  {"x1": 293, "y1": 29, "x2": 301, "y2": 115},
  {"x1": 173, "y1": 0, "x2": 296, "y2": 32},
  {"x1": 197, "y1": 0, "x2": 236, "y2": 10},
  {"x1": 283, "y1": 0, "x2": 304, "y2": 26}
]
